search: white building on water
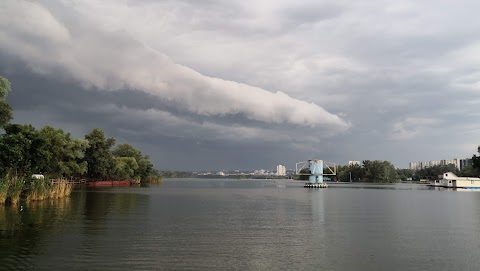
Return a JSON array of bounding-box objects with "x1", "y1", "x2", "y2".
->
[
  {"x1": 276, "y1": 164, "x2": 286, "y2": 176},
  {"x1": 435, "y1": 172, "x2": 480, "y2": 188}
]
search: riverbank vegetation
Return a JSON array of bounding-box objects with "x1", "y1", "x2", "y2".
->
[
  {"x1": 334, "y1": 160, "x2": 399, "y2": 183},
  {"x1": 0, "y1": 76, "x2": 160, "y2": 204},
  {"x1": 0, "y1": 124, "x2": 159, "y2": 204},
  {"x1": 336, "y1": 148, "x2": 480, "y2": 183}
]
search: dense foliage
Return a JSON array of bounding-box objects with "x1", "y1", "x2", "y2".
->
[
  {"x1": 38, "y1": 126, "x2": 88, "y2": 177},
  {"x1": 337, "y1": 159, "x2": 480, "y2": 183},
  {"x1": 84, "y1": 128, "x2": 117, "y2": 179},
  {"x1": 472, "y1": 146, "x2": 480, "y2": 174},
  {"x1": 0, "y1": 124, "x2": 154, "y2": 181},
  {"x1": 112, "y1": 143, "x2": 153, "y2": 180},
  {"x1": 0, "y1": 76, "x2": 155, "y2": 182},
  {"x1": 0, "y1": 76, "x2": 12, "y2": 128},
  {"x1": 336, "y1": 160, "x2": 399, "y2": 183}
]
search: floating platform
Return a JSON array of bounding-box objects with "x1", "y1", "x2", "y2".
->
[{"x1": 304, "y1": 183, "x2": 328, "y2": 188}]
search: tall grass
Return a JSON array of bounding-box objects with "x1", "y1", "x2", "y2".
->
[
  {"x1": 0, "y1": 177, "x2": 8, "y2": 205},
  {"x1": 0, "y1": 174, "x2": 74, "y2": 204},
  {"x1": 50, "y1": 180, "x2": 74, "y2": 198},
  {"x1": 25, "y1": 178, "x2": 49, "y2": 202},
  {"x1": 144, "y1": 176, "x2": 163, "y2": 184},
  {"x1": 26, "y1": 179, "x2": 73, "y2": 202},
  {"x1": 7, "y1": 174, "x2": 25, "y2": 205}
]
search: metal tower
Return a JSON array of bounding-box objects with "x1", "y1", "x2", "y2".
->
[{"x1": 296, "y1": 159, "x2": 336, "y2": 188}]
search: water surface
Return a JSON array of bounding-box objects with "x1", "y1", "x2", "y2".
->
[{"x1": 1, "y1": 179, "x2": 479, "y2": 270}]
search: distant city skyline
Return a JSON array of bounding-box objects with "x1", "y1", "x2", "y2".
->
[
  {"x1": 408, "y1": 157, "x2": 473, "y2": 171},
  {"x1": 1, "y1": 1, "x2": 480, "y2": 170}
]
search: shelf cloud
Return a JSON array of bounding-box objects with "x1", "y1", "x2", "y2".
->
[{"x1": 0, "y1": 0, "x2": 349, "y2": 134}]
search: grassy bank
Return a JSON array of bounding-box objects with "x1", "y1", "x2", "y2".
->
[{"x1": 0, "y1": 174, "x2": 74, "y2": 205}]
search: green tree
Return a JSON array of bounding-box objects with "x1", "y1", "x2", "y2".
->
[
  {"x1": 472, "y1": 146, "x2": 480, "y2": 172},
  {"x1": 335, "y1": 165, "x2": 361, "y2": 182},
  {"x1": 0, "y1": 124, "x2": 47, "y2": 176},
  {"x1": 137, "y1": 156, "x2": 153, "y2": 180},
  {"x1": 112, "y1": 157, "x2": 138, "y2": 180},
  {"x1": 38, "y1": 126, "x2": 88, "y2": 177},
  {"x1": 0, "y1": 76, "x2": 13, "y2": 128},
  {"x1": 84, "y1": 128, "x2": 116, "y2": 179},
  {"x1": 396, "y1": 168, "x2": 414, "y2": 182},
  {"x1": 460, "y1": 165, "x2": 480, "y2": 177},
  {"x1": 112, "y1": 143, "x2": 142, "y2": 159},
  {"x1": 112, "y1": 143, "x2": 153, "y2": 180},
  {"x1": 335, "y1": 165, "x2": 349, "y2": 182},
  {"x1": 362, "y1": 160, "x2": 398, "y2": 183},
  {"x1": 349, "y1": 164, "x2": 364, "y2": 182}
]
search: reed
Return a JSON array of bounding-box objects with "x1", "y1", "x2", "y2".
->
[
  {"x1": 0, "y1": 173, "x2": 75, "y2": 204},
  {"x1": 6, "y1": 174, "x2": 25, "y2": 205},
  {"x1": 25, "y1": 179, "x2": 74, "y2": 201},
  {"x1": 25, "y1": 178, "x2": 49, "y2": 202},
  {"x1": 0, "y1": 177, "x2": 8, "y2": 205},
  {"x1": 50, "y1": 180, "x2": 74, "y2": 198}
]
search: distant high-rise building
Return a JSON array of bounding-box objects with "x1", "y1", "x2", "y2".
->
[
  {"x1": 409, "y1": 161, "x2": 421, "y2": 170},
  {"x1": 276, "y1": 164, "x2": 286, "y2": 176},
  {"x1": 348, "y1": 161, "x2": 361, "y2": 166},
  {"x1": 409, "y1": 158, "x2": 471, "y2": 171}
]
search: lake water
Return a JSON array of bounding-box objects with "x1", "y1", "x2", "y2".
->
[{"x1": 1, "y1": 179, "x2": 480, "y2": 270}]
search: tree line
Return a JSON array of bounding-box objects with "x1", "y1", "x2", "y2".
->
[
  {"x1": 335, "y1": 160, "x2": 398, "y2": 183},
  {"x1": 0, "y1": 76, "x2": 156, "y2": 182},
  {"x1": 0, "y1": 125, "x2": 155, "y2": 182},
  {"x1": 335, "y1": 151, "x2": 480, "y2": 183}
]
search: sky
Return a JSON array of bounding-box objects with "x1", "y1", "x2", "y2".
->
[{"x1": 1, "y1": 0, "x2": 480, "y2": 171}]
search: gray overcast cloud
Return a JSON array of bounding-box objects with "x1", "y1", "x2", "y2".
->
[{"x1": 1, "y1": 0, "x2": 480, "y2": 170}]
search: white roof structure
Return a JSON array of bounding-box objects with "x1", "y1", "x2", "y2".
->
[{"x1": 441, "y1": 172, "x2": 480, "y2": 181}]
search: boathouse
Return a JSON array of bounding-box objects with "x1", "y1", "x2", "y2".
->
[{"x1": 440, "y1": 172, "x2": 480, "y2": 189}]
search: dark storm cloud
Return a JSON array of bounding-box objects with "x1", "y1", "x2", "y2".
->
[
  {"x1": 2, "y1": 60, "x2": 331, "y2": 170},
  {"x1": 1, "y1": 0, "x2": 480, "y2": 170},
  {"x1": 0, "y1": 64, "x2": 240, "y2": 170}
]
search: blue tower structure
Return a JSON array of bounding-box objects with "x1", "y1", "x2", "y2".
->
[
  {"x1": 296, "y1": 159, "x2": 336, "y2": 188},
  {"x1": 308, "y1": 160, "x2": 324, "y2": 184}
]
